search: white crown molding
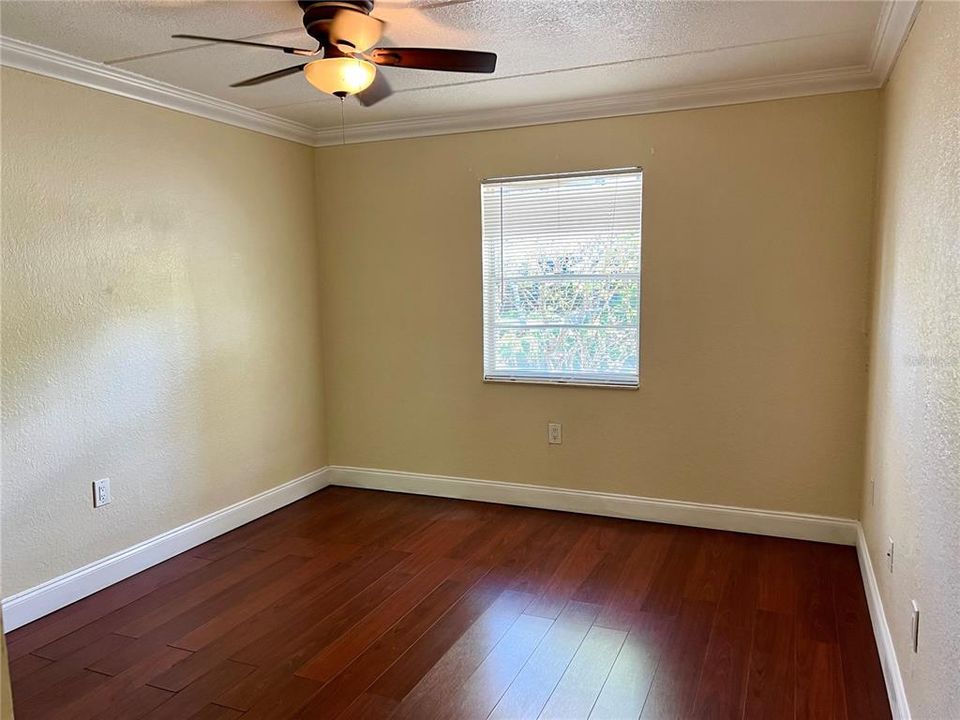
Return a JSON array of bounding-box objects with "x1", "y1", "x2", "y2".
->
[
  {"x1": 857, "y1": 524, "x2": 912, "y2": 720},
  {"x1": 327, "y1": 465, "x2": 859, "y2": 545},
  {"x1": 318, "y1": 63, "x2": 880, "y2": 147},
  {"x1": 1, "y1": 0, "x2": 919, "y2": 147},
  {"x1": 868, "y1": 0, "x2": 921, "y2": 85},
  {"x1": 0, "y1": 35, "x2": 318, "y2": 146},
  {"x1": 1, "y1": 467, "x2": 331, "y2": 631}
]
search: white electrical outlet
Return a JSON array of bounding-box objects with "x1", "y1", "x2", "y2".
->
[
  {"x1": 548, "y1": 422, "x2": 562, "y2": 445},
  {"x1": 910, "y1": 600, "x2": 920, "y2": 653},
  {"x1": 93, "y1": 478, "x2": 112, "y2": 508},
  {"x1": 887, "y1": 537, "x2": 895, "y2": 573}
]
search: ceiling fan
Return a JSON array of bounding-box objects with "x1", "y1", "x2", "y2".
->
[{"x1": 171, "y1": 0, "x2": 497, "y2": 106}]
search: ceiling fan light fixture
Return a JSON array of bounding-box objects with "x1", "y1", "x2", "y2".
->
[{"x1": 304, "y1": 57, "x2": 377, "y2": 97}]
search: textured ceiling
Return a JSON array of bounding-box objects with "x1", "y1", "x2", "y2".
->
[{"x1": 1, "y1": 0, "x2": 888, "y2": 132}]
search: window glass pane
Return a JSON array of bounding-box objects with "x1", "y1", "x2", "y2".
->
[
  {"x1": 482, "y1": 169, "x2": 642, "y2": 387},
  {"x1": 493, "y1": 327, "x2": 640, "y2": 381}
]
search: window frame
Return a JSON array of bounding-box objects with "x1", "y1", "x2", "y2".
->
[{"x1": 480, "y1": 167, "x2": 643, "y2": 390}]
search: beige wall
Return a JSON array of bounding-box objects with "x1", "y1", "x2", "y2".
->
[
  {"x1": 316, "y1": 90, "x2": 879, "y2": 518},
  {"x1": 862, "y1": 3, "x2": 960, "y2": 718},
  {"x1": 1, "y1": 68, "x2": 326, "y2": 596}
]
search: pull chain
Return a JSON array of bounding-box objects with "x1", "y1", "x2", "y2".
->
[{"x1": 340, "y1": 96, "x2": 345, "y2": 146}]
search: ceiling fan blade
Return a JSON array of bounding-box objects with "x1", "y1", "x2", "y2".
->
[
  {"x1": 356, "y1": 71, "x2": 393, "y2": 107},
  {"x1": 376, "y1": 0, "x2": 477, "y2": 9},
  {"x1": 172, "y1": 34, "x2": 319, "y2": 57},
  {"x1": 370, "y1": 47, "x2": 496, "y2": 73},
  {"x1": 230, "y1": 64, "x2": 307, "y2": 88}
]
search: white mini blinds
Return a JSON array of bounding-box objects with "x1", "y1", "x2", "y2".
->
[{"x1": 481, "y1": 168, "x2": 642, "y2": 387}]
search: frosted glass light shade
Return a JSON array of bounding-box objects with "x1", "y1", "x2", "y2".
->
[{"x1": 304, "y1": 57, "x2": 376, "y2": 97}]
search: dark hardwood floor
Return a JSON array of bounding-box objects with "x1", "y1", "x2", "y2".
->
[{"x1": 7, "y1": 487, "x2": 890, "y2": 719}]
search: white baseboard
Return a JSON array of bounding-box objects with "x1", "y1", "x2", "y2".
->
[
  {"x1": 856, "y1": 525, "x2": 911, "y2": 720},
  {"x1": 1, "y1": 467, "x2": 331, "y2": 631},
  {"x1": 2, "y1": 463, "x2": 864, "y2": 635},
  {"x1": 326, "y1": 466, "x2": 858, "y2": 545}
]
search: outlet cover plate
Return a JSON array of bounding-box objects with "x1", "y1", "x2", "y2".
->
[
  {"x1": 548, "y1": 422, "x2": 562, "y2": 445},
  {"x1": 93, "y1": 478, "x2": 112, "y2": 508}
]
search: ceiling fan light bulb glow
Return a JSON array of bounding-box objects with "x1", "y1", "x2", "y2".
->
[{"x1": 304, "y1": 57, "x2": 376, "y2": 97}]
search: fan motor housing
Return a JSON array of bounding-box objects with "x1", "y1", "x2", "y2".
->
[{"x1": 299, "y1": 1, "x2": 374, "y2": 46}]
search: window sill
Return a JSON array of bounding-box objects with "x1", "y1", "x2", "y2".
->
[{"x1": 483, "y1": 377, "x2": 639, "y2": 390}]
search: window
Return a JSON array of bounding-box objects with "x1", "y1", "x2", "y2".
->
[{"x1": 481, "y1": 168, "x2": 642, "y2": 388}]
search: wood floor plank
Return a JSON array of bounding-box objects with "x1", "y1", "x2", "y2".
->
[
  {"x1": 641, "y1": 527, "x2": 702, "y2": 616},
  {"x1": 392, "y1": 504, "x2": 488, "y2": 558},
  {"x1": 220, "y1": 675, "x2": 321, "y2": 720},
  {"x1": 690, "y1": 535, "x2": 760, "y2": 720},
  {"x1": 295, "y1": 557, "x2": 464, "y2": 683},
  {"x1": 383, "y1": 588, "x2": 542, "y2": 717},
  {"x1": 143, "y1": 661, "x2": 256, "y2": 720},
  {"x1": 89, "y1": 684, "x2": 173, "y2": 720},
  {"x1": 114, "y1": 549, "x2": 291, "y2": 639},
  {"x1": 220, "y1": 490, "x2": 358, "y2": 551},
  {"x1": 169, "y1": 552, "x2": 346, "y2": 652},
  {"x1": 337, "y1": 692, "x2": 398, "y2": 720},
  {"x1": 638, "y1": 599, "x2": 717, "y2": 719},
  {"x1": 189, "y1": 538, "x2": 250, "y2": 561},
  {"x1": 431, "y1": 612, "x2": 554, "y2": 720},
  {"x1": 796, "y1": 638, "x2": 847, "y2": 720},
  {"x1": 6, "y1": 553, "x2": 211, "y2": 661},
  {"x1": 8, "y1": 653, "x2": 52, "y2": 683},
  {"x1": 9, "y1": 488, "x2": 889, "y2": 720},
  {"x1": 499, "y1": 513, "x2": 579, "y2": 577},
  {"x1": 795, "y1": 543, "x2": 846, "y2": 720},
  {"x1": 756, "y1": 537, "x2": 801, "y2": 615},
  {"x1": 34, "y1": 549, "x2": 272, "y2": 661},
  {"x1": 683, "y1": 530, "x2": 739, "y2": 604},
  {"x1": 797, "y1": 543, "x2": 840, "y2": 644},
  {"x1": 449, "y1": 506, "x2": 551, "y2": 567},
  {"x1": 359, "y1": 495, "x2": 456, "y2": 550},
  {"x1": 368, "y1": 579, "x2": 531, "y2": 704},
  {"x1": 504, "y1": 517, "x2": 587, "y2": 597},
  {"x1": 538, "y1": 624, "x2": 628, "y2": 720},
  {"x1": 593, "y1": 527, "x2": 672, "y2": 631},
  {"x1": 150, "y1": 547, "x2": 407, "y2": 693},
  {"x1": 211, "y1": 552, "x2": 415, "y2": 709},
  {"x1": 571, "y1": 529, "x2": 638, "y2": 608},
  {"x1": 831, "y1": 548, "x2": 892, "y2": 720},
  {"x1": 88, "y1": 555, "x2": 305, "y2": 677},
  {"x1": 317, "y1": 492, "x2": 423, "y2": 549},
  {"x1": 13, "y1": 667, "x2": 110, "y2": 720},
  {"x1": 291, "y1": 564, "x2": 491, "y2": 719},
  {"x1": 186, "y1": 705, "x2": 244, "y2": 720},
  {"x1": 743, "y1": 609, "x2": 795, "y2": 719},
  {"x1": 525, "y1": 525, "x2": 609, "y2": 619},
  {"x1": 12, "y1": 633, "x2": 135, "y2": 703},
  {"x1": 48, "y1": 645, "x2": 192, "y2": 720},
  {"x1": 588, "y1": 610, "x2": 672, "y2": 720},
  {"x1": 223, "y1": 560, "x2": 446, "y2": 707},
  {"x1": 487, "y1": 601, "x2": 598, "y2": 720}
]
